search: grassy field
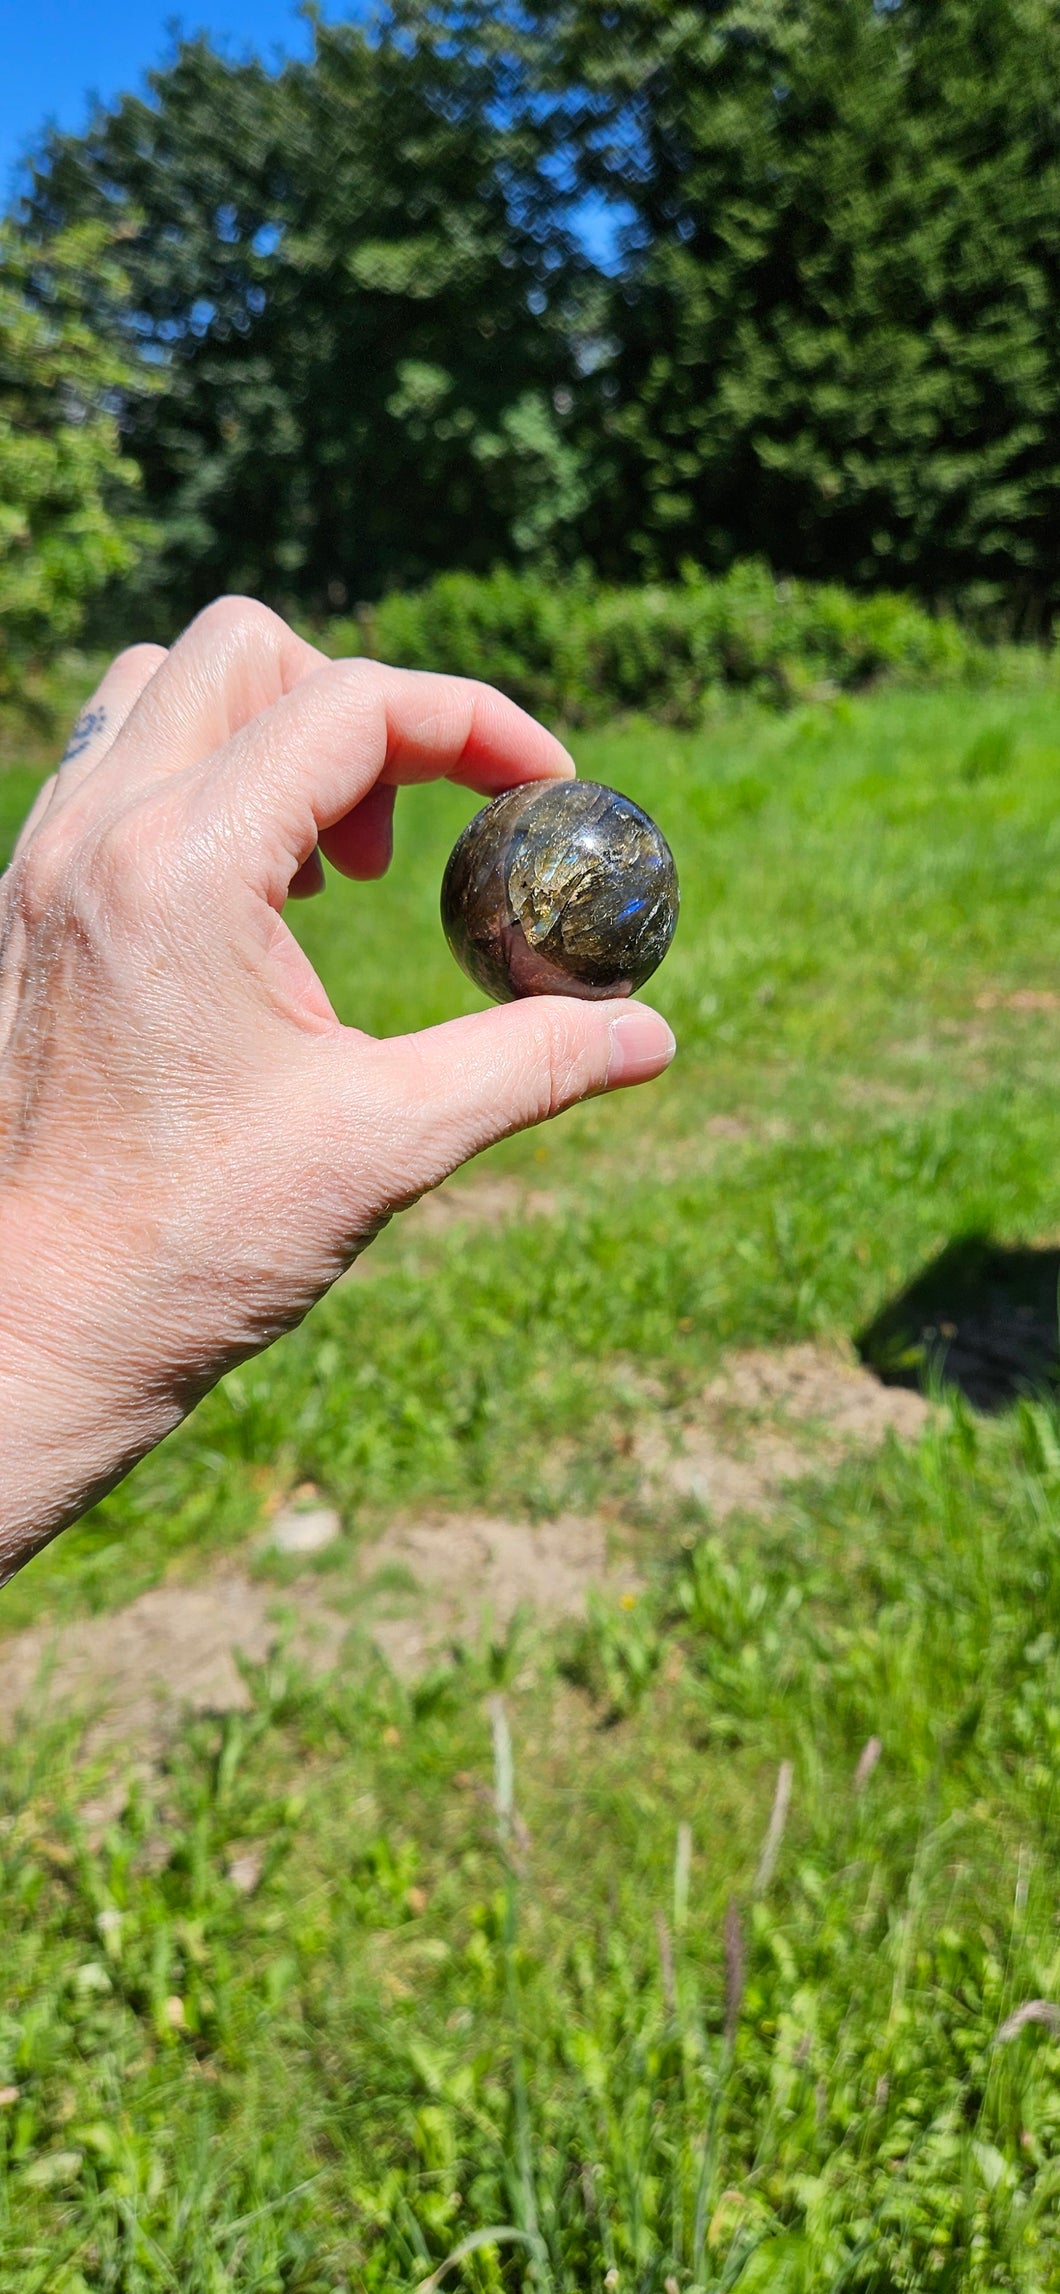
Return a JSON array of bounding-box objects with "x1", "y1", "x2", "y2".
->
[{"x1": 5, "y1": 665, "x2": 1060, "y2": 2287}]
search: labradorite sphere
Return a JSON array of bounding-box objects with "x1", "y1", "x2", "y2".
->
[{"x1": 440, "y1": 779, "x2": 679, "y2": 1004}]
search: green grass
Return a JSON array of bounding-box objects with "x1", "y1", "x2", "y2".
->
[{"x1": 6, "y1": 671, "x2": 1060, "y2": 2285}]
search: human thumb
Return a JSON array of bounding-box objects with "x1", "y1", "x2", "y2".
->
[{"x1": 348, "y1": 996, "x2": 676, "y2": 1202}]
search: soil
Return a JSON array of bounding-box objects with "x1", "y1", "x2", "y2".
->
[
  {"x1": 634, "y1": 1421, "x2": 810, "y2": 1517},
  {"x1": 637, "y1": 1342, "x2": 929, "y2": 1516},
  {"x1": 2, "y1": 1344, "x2": 931, "y2": 1778},
  {"x1": 708, "y1": 1343, "x2": 929, "y2": 1441},
  {"x1": 703, "y1": 1113, "x2": 753, "y2": 1140},
  {"x1": 7, "y1": 1576, "x2": 358, "y2": 1751},
  {"x1": 1, "y1": 1513, "x2": 628, "y2": 1759},
  {"x1": 6, "y1": 1577, "x2": 293, "y2": 1757},
  {"x1": 361, "y1": 1511, "x2": 635, "y2": 1678},
  {"x1": 975, "y1": 988, "x2": 1060, "y2": 1014}
]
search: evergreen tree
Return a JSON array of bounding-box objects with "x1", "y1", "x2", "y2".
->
[
  {"x1": 23, "y1": 25, "x2": 585, "y2": 621},
  {"x1": 506, "y1": 0, "x2": 1060, "y2": 615},
  {"x1": 19, "y1": 0, "x2": 1060, "y2": 619}
]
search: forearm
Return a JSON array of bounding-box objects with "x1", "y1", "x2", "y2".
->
[{"x1": 0, "y1": 1387, "x2": 132, "y2": 1583}]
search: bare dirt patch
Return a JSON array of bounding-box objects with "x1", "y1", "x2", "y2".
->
[
  {"x1": 2, "y1": 1510, "x2": 627, "y2": 1750},
  {"x1": 638, "y1": 1342, "x2": 929, "y2": 1516},
  {"x1": 360, "y1": 1511, "x2": 636, "y2": 1677},
  {"x1": 835, "y1": 1075, "x2": 923, "y2": 1112},
  {"x1": 635, "y1": 1421, "x2": 808, "y2": 1517},
  {"x1": 710, "y1": 1343, "x2": 929, "y2": 1442},
  {"x1": 703, "y1": 1113, "x2": 753, "y2": 1141},
  {"x1": 2, "y1": 1347, "x2": 928, "y2": 1762},
  {"x1": 5, "y1": 1576, "x2": 287, "y2": 1756},
  {"x1": 976, "y1": 988, "x2": 1060, "y2": 1014},
  {"x1": 4, "y1": 1574, "x2": 356, "y2": 1765}
]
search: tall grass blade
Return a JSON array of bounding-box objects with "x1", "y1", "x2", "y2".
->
[
  {"x1": 753, "y1": 1759, "x2": 793, "y2": 1895},
  {"x1": 674, "y1": 1819, "x2": 692, "y2": 1934},
  {"x1": 415, "y1": 2224, "x2": 538, "y2": 2292}
]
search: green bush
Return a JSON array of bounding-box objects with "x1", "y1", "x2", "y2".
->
[
  {"x1": 0, "y1": 223, "x2": 154, "y2": 695},
  {"x1": 327, "y1": 560, "x2": 991, "y2": 725}
]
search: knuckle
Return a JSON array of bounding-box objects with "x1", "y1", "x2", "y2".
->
[
  {"x1": 108, "y1": 641, "x2": 168, "y2": 683},
  {"x1": 11, "y1": 801, "x2": 162, "y2": 935},
  {"x1": 93, "y1": 806, "x2": 143, "y2": 877},
  {"x1": 529, "y1": 1008, "x2": 595, "y2": 1124},
  {"x1": 189, "y1": 594, "x2": 288, "y2": 657},
  {"x1": 92, "y1": 798, "x2": 175, "y2": 914},
  {"x1": 8, "y1": 826, "x2": 75, "y2": 925},
  {"x1": 328, "y1": 654, "x2": 382, "y2": 695},
  {"x1": 319, "y1": 656, "x2": 390, "y2": 723}
]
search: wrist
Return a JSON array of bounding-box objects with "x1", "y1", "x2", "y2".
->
[{"x1": 0, "y1": 1184, "x2": 181, "y2": 1579}]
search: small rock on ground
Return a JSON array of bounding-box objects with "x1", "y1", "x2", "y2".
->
[
  {"x1": 226, "y1": 1845, "x2": 266, "y2": 1894},
  {"x1": 268, "y1": 1501, "x2": 343, "y2": 1556}
]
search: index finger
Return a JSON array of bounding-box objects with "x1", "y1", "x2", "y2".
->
[
  {"x1": 199, "y1": 657, "x2": 575, "y2": 896},
  {"x1": 324, "y1": 658, "x2": 573, "y2": 793}
]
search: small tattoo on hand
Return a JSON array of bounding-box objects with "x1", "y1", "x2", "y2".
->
[{"x1": 60, "y1": 706, "x2": 107, "y2": 765}]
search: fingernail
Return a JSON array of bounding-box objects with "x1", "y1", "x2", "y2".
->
[{"x1": 606, "y1": 1006, "x2": 677, "y2": 1086}]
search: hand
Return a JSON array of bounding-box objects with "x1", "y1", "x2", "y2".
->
[{"x1": 0, "y1": 599, "x2": 675, "y2": 1577}]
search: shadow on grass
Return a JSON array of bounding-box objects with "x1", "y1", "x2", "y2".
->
[{"x1": 858, "y1": 1236, "x2": 1060, "y2": 1412}]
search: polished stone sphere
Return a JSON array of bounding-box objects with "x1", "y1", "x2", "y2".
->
[{"x1": 440, "y1": 778, "x2": 679, "y2": 1003}]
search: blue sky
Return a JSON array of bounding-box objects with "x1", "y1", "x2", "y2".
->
[
  {"x1": 0, "y1": 0, "x2": 622, "y2": 264},
  {"x1": 0, "y1": 0, "x2": 356, "y2": 203}
]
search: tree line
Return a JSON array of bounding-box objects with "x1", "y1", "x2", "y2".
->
[{"x1": 5, "y1": 0, "x2": 1060, "y2": 663}]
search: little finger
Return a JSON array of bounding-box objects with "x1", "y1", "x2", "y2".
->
[
  {"x1": 12, "y1": 645, "x2": 169, "y2": 862},
  {"x1": 53, "y1": 644, "x2": 169, "y2": 795}
]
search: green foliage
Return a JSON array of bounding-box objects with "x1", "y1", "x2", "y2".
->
[
  {"x1": 7, "y1": 1411, "x2": 1060, "y2": 2286},
  {"x1": 0, "y1": 224, "x2": 152, "y2": 690},
  {"x1": 342, "y1": 560, "x2": 987, "y2": 723},
  {"x1": 19, "y1": 0, "x2": 1060, "y2": 620},
  {"x1": 499, "y1": 0, "x2": 1060, "y2": 614},
  {"x1": 22, "y1": 26, "x2": 583, "y2": 624}
]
